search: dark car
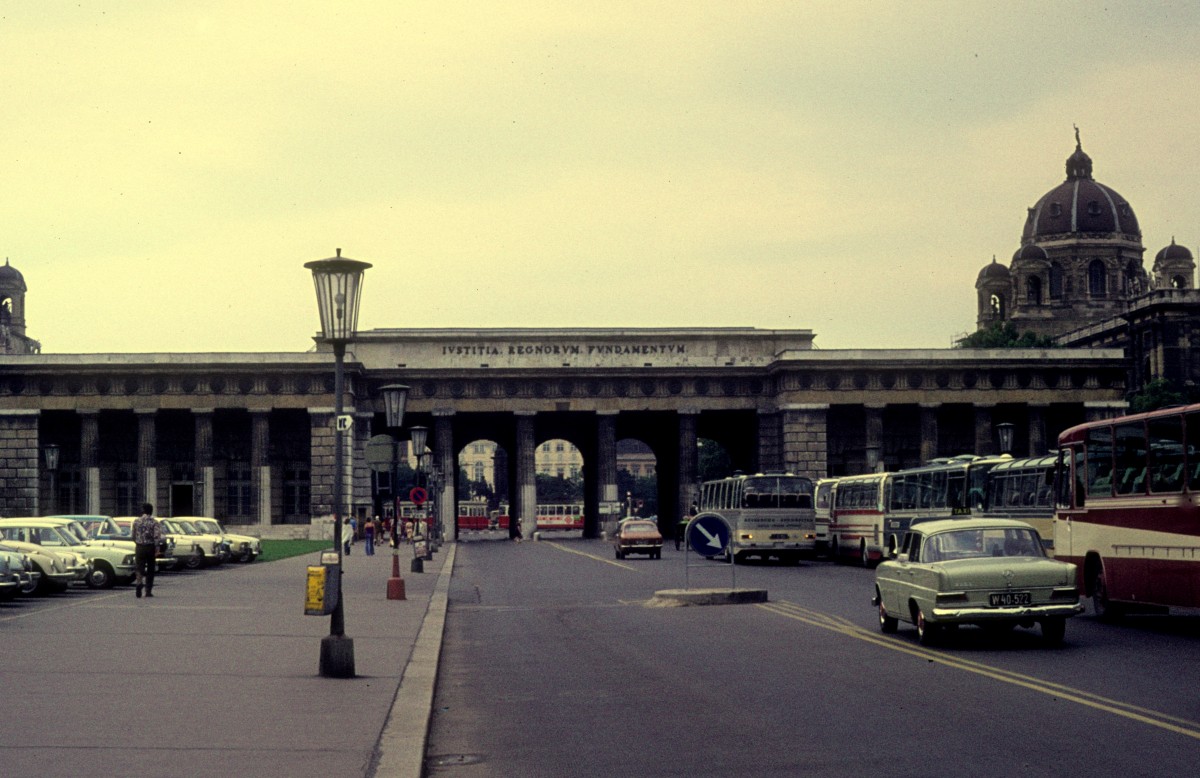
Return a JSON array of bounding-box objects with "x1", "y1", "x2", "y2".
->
[{"x1": 613, "y1": 519, "x2": 663, "y2": 560}]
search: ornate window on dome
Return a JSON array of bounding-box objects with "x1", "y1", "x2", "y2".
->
[
  {"x1": 1049, "y1": 203, "x2": 1062, "y2": 218},
  {"x1": 1087, "y1": 201, "x2": 1102, "y2": 216},
  {"x1": 1026, "y1": 276, "x2": 1042, "y2": 305},
  {"x1": 1049, "y1": 263, "x2": 1064, "y2": 299},
  {"x1": 1088, "y1": 260, "x2": 1108, "y2": 298}
]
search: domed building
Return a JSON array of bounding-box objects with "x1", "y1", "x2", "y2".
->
[
  {"x1": 974, "y1": 131, "x2": 1179, "y2": 338},
  {"x1": 0, "y1": 258, "x2": 41, "y2": 355}
]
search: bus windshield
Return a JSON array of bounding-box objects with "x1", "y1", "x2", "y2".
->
[{"x1": 742, "y1": 475, "x2": 814, "y2": 509}]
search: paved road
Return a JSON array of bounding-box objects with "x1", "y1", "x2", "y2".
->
[{"x1": 427, "y1": 538, "x2": 1200, "y2": 777}]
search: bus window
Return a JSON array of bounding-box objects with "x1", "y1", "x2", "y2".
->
[
  {"x1": 1086, "y1": 426, "x2": 1114, "y2": 498},
  {"x1": 1148, "y1": 415, "x2": 1185, "y2": 493},
  {"x1": 1113, "y1": 422, "x2": 1147, "y2": 496},
  {"x1": 1187, "y1": 411, "x2": 1200, "y2": 490}
]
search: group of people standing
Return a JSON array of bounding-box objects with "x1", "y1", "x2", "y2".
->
[{"x1": 342, "y1": 515, "x2": 425, "y2": 556}]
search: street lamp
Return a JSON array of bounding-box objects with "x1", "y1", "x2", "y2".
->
[
  {"x1": 381, "y1": 385, "x2": 409, "y2": 600},
  {"x1": 305, "y1": 248, "x2": 371, "y2": 679},
  {"x1": 997, "y1": 422, "x2": 1016, "y2": 456},
  {"x1": 409, "y1": 426, "x2": 429, "y2": 568},
  {"x1": 43, "y1": 443, "x2": 60, "y2": 516}
]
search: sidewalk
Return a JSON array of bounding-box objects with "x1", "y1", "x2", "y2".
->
[{"x1": 0, "y1": 538, "x2": 456, "y2": 778}]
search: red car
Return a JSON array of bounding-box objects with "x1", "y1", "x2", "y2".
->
[{"x1": 613, "y1": 519, "x2": 663, "y2": 560}]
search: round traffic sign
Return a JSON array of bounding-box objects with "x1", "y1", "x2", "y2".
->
[
  {"x1": 409, "y1": 486, "x2": 428, "y2": 506},
  {"x1": 686, "y1": 512, "x2": 730, "y2": 557}
]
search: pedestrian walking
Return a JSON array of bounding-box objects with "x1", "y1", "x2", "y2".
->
[
  {"x1": 343, "y1": 517, "x2": 354, "y2": 555},
  {"x1": 131, "y1": 502, "x2": 163, "y2": 599},
  {"x1": 364, "y1": 516, "x2": 376, "y2": 556}
]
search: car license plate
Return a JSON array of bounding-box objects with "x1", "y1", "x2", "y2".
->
[{"x1": 989, "y1": 591, "x2": 1032, "y2": 607}]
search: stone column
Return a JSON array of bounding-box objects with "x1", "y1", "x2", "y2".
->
[
  {"x1": 136, "y1": 410, "x2": 157, "y2": 510},
  {"x1": 974, "y1": 405, "x2": 995, "y2": 457},
  {"x1": 865, "y1": 404, "x2": 884, "y2": 473},
  {"x1": 434, "y1": 411, "x2": 456, "y2": 543},
  {"x1": 80, "y1": 411, "x2": 101, "y2": 514},
  {"x1": 756, "y1": 409, "x2": 782, "y2": 473},
  {"x1": 595, "y1": 411, "x2": 618, "y2": 534},
  {"x1": 0, "y1": 411, "x2": 40, "y2": 516},
  {"x1": 251, "y1": 411, "x2": 271, "y2": 527},
  {"x1": 919, "y1": 404, "x2": 939, "y2": 464},
  {"x1": 513, "y1": 412, "x2": 537, "y2": 540},
  {"x1": 1027, "y1": 405, "x2": 1047, "y2": 456},
  {"x1": 194, "y1": 410, "x2": 216, "y2": 518},
  {"x1": 781, "y1": 404, "x2": 828, "y2": 480},
  {"x1": 677, "y1": 409, "x2": 699, "y2": 527},
  {"x1": 309, "y1": 408, "x2": 336, "y2": 525}
]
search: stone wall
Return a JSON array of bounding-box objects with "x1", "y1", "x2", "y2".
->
[{"x1": 0, "y1": 411, "x2": 40, "y2": 515}]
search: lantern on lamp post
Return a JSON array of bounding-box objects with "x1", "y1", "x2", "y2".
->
[
  {"x1": 380, "y1": 384, "x2": 409, "y2": 599},
  {"x1": 43, "y1": 443, "x2": 61, "y2": 516},
  {"x1": 997, "y1": 422, "x2": 1016, "y2": 456},
  {"x1": 305, "y1": 248, "x2": 371, "y2": 679}
]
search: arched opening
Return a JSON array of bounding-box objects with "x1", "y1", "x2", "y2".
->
[
  {"x1": 1049, "y1": 263, "x2": 1064, "y2": 299},
  {"x1": 534, "y1": 437, "x2": 585, "y2": 535},
  {"x1": 455, "y1": 438, "x2": 506, "y2": 535},
  {"x1": 697, "y1": 437, "x2": 733, "y2": 481},
  {"x1": 616, "y1": 437, "x2": 658, "y2": 521},
  {"x1": 1172, "y1": 275, "x2": 1188, "y2": 289},
  {"x1": 989, "y1": 293, "x2": 1006, "y2": 320},
  {"x1": 1088, "y1": 259, "x2": 1108, "y2": 298},
  {"x1": 1026, "y1": 276, "x2": 1043, "y2": 305}
]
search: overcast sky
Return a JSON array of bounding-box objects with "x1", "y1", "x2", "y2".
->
[{"x1": 5, "y1": 1, "x2": 1200, "y2": 354}]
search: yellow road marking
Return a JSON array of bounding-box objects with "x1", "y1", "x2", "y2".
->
[
  {"x1": 761, "y1": 600, "x2": 1200, "y2": 741},
  {"x1": 542, "y1": 541, "x2": 638, "y2": 571}
]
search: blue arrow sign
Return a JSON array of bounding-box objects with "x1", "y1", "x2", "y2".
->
[{"x1": 687, "y1": 513, "x2": 730, "y2": 557}]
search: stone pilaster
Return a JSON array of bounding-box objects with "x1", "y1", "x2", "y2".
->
[{"x1": 781, "y1": 404, "x2": 828, "y2": 480}]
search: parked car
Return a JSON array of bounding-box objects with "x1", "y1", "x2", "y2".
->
[
  {"x1": 54, "y1": 515, "x2": 178, "y2": 572},
  {"x1": 157, "y1": 519, "x2": 224, "y2": 569},
  {"x1": 179, "y1": 517, "x2": 261, "y2": 563},
  {"x1": 0, "y1": 518, "x2": 130, "y2": 589},
  {"x1": 0, "y1": 550, "x2": 26, "y2": 601},
  {"x1": 0, "y1": 543, "x2": 44, "y2": 596},
  {"x1": 612, "y1": 519, "x2": 663, "y2": 560},
  {"x1": 0, "y1": 532, "x2": 87, "y2": 594},
  {"x1": 115, "y1": 517, "x2": 223, "y2": 571},
  {"x1": 873, "y1": 518, "x2": 1083, "y2": 646}
]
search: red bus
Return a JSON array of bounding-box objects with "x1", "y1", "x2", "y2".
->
[{"x1": 1055, "y1": 404, "x2": 1200, "y2": 617}]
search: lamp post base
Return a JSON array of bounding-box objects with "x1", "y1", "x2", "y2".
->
[
  {"x1": 319, "y1": 635, "x2": 356, "y2": 678},
  {"x1": 411, "y1": 556, "x2": 424, "y2": 573}
]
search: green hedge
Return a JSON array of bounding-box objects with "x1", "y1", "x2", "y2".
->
[{"x1": 257, "y1": 539, "x2": 332, "y2": 563}]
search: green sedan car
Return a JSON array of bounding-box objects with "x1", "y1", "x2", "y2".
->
[{"x1": 872, "y1": 518, "x2": 1083, "y2": 646}]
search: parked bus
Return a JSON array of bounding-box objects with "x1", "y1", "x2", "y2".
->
[
  {"x1": 980, "y1": 454, "x2": 1057, "y2": 550},
  {"x1": 828, "y1": 473, "x2": 888, "y2": 566},
  {"x1": 813, "y1": 478, "x2": 837, "y2": 555},
  {"x1": 1055, "y1": 404, "x2": 1200, "y2": 617},
  {"x1": 830, "y1": 455, "x2": 1008, "y2": 566},
  {"x1": 697, "y1": 473, "x2": 816, "y2": 564}
]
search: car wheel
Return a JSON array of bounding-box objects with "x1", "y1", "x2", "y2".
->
[
  {"x1": 237, "y1": 549, "x2": 254, "y2": 563},
  {"x1": 1090, "y1": 565, "x2": 1121, "y2": 621},
  {"x1": 86, "y1": 563, "x2": 115, "y2": 590},
  {"x1": 877, "y1": 598, "x2": 898, "y2": 634},
  {"x1": 915, "y1": 608, "x2": 938, "y2": 646},
  {"x1": 184, "y1": 552, "x2": 204, "y2": 570},
  {"x1": 1041, "y1": 617, "x2": 1066, "y2": 647}
]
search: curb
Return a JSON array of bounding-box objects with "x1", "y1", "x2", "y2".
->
[
  {"x1": 649, "y1": 587, "x2": 768, "y2": 606},
  {"x1": 373, "y1": 542, "x2": 457, "y2": 777}
]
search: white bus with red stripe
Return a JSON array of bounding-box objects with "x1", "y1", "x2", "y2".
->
[{"x1": 1055, "y1": 404, "x2": 1200, "y2": 617}]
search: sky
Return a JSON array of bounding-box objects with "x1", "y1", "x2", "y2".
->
[{"x1": 5, "y1": 1, "x2": 1200, "y2": 354}]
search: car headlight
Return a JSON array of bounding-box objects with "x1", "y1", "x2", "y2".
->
[{"x1": 123, "y1": 554, "x2": 135, "y2": 565}]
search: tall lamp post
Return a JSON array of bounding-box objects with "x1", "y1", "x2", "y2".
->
[
  {"x1": 409, "y1": 426, "x2": 429, "y2": 570},
  {"x1": 381, "y1": 384, "x2": 409, "y2": 599},
  {"x1": 305, "y1": 248, "x2": 371, "y2": 679},
  {"x1": 43, "y1": 443, "x2": 60, "y2": 516}
]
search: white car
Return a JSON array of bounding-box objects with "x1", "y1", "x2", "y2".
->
[
  {"x1": 179, "y1": 517, "x2": 261, "y2": 563},
  {"x1": 0, "y1": 534, "x2": 87, "y2": 594},
  {"x1": 0, "y1": 518, "x2": 131, "y2": 589}
]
